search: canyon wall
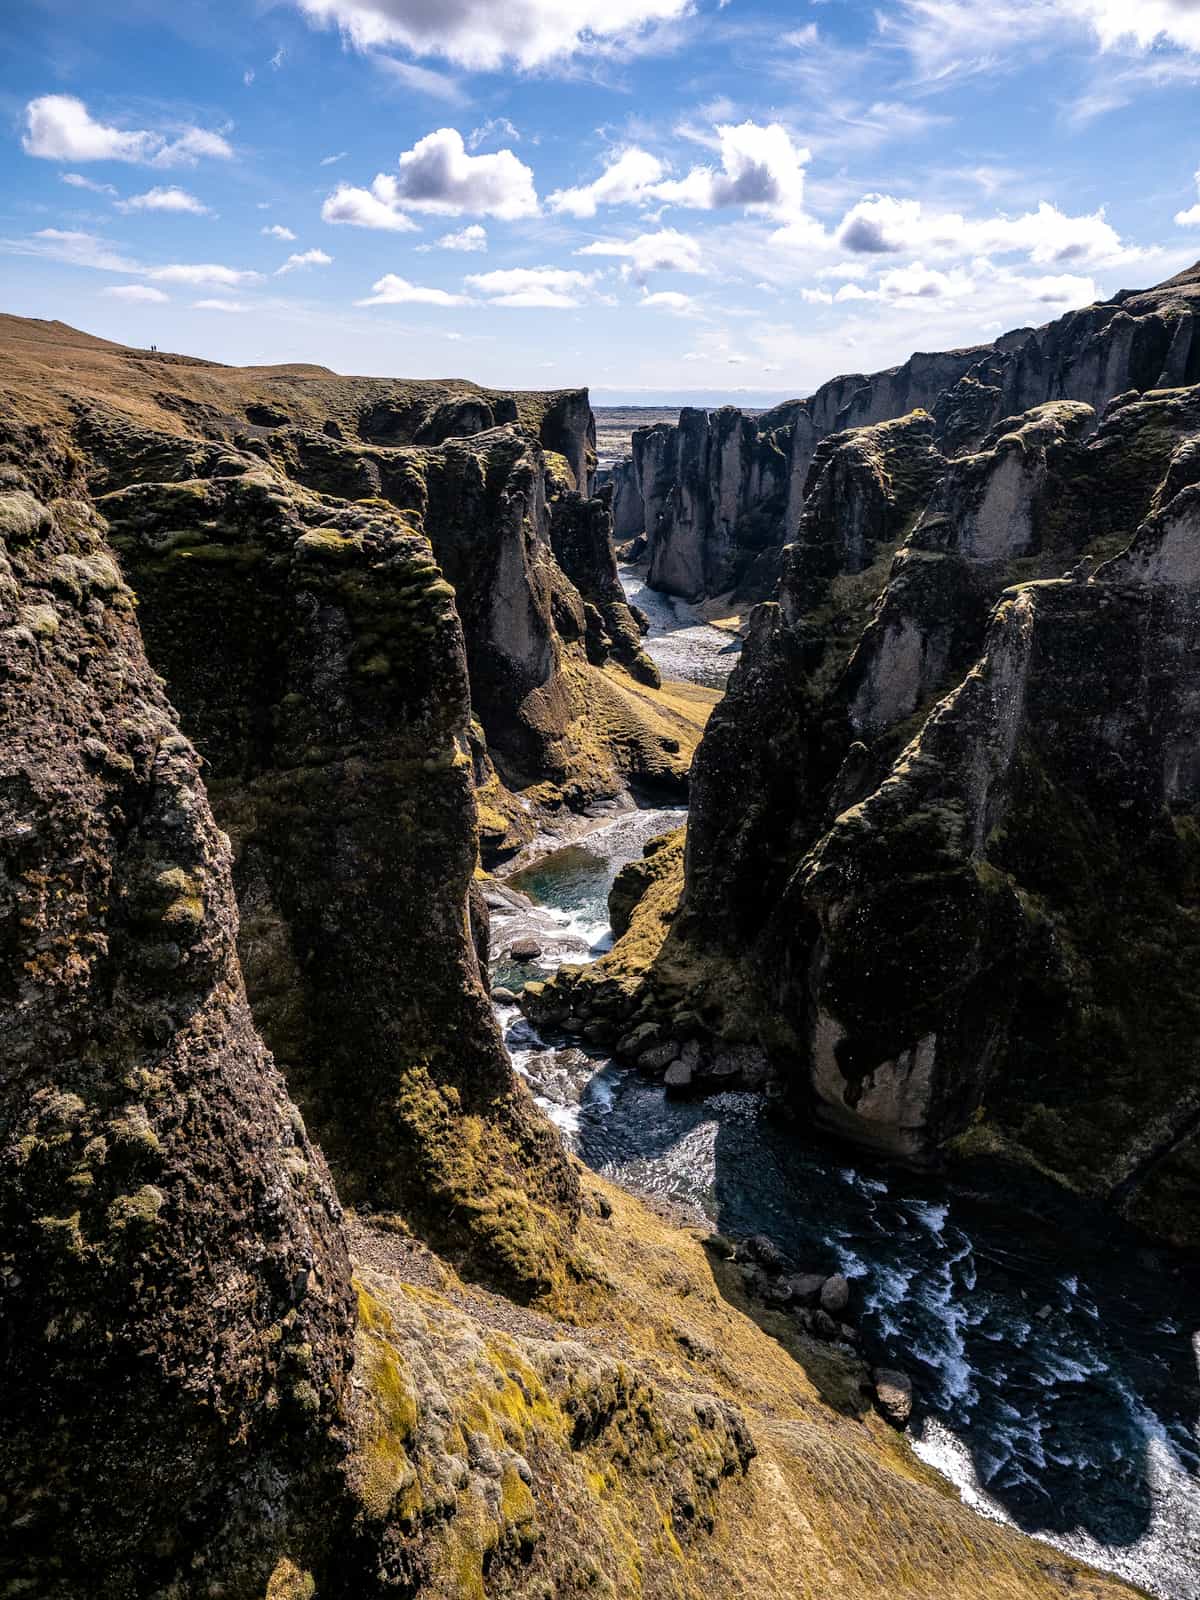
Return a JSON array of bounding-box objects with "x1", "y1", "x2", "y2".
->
[
  {"x1": 0, "y1": 317, "x2": 1138, "y2": 1600},
  {"x1": 622, "y1": 263, "x2": 1200, "y2": 605},
  {"x1": 529, "y1": 264, "x2": 1200, "y2": 1247}
]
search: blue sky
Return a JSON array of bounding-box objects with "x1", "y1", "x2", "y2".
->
[{"x1": 3, "y1": 0, "x2": 1200, "y2": 401}]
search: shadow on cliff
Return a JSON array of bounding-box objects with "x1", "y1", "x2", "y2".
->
[{"x1": 573, "y1": 1066, "x2": 1200, "y2": 1558}]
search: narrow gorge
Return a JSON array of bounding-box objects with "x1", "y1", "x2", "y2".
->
[{"x1": 3, "y1": 259, "x2": 1200, "y2": 1600}]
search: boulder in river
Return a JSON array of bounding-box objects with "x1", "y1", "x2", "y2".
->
[
  {"x1": 638, "y1": 1039, "x2": 681, "y2": 1073},
  {"x1": 664, "y1": 1059, "x2": 694, "y2": 1092},
  {"x1": 508, "y1": 937, "x2": 543, "y2": 962},
  {"x1": 491, "y1": 986, "x2": 519, "y2": 1005},
  {"x1": 784, "y1": 1273, "x2": 827, "y2": 1308},
  {"x1": 820, "y1": 1273, "x2": 851, "y2": 1315}
]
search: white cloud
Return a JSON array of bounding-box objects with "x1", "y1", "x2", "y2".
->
[
  {"x1": 244, "y1": 68, "x2": 256, "y2": 86},
  {"x1": 1064, "y1": 0, "x2": 1200, "y2": 52},
  {"x1": 464, "y1": 266, "x2": 596, "y2": 308},
  {"x1": 148, "y1": 262, "x2": 262, "y2": 286},
  {"x1": 193, "y1": 298, "x2": 251, "y2": 311},
  {"x1": 1176, "y1": 170, "x2": 1200, "y2": 227},
  {"x1": 117, "y1": 186, "x2": 209, "y2": 214},
  {"x1": 430, "y1": 223, "x2": 488, "y2": 251},
  {"x1": 103, "y1": 284, "x2": 170, "y2": 303},
  {"x1": 1025, "y1": 271, "x2": 1099, "y2": 302},
  {"x1": 262, "y1": 224, "x2": 297, "y2": 240},
  {"x1": 61, "y1": 172, "x2": 116, "y2": 195},
  {"x1": 322, "y1": 182, "x2": 419, "y2": 231},
  {"x1": 548, "y1": 148, "x2": 665, "y2": 217},
  {"x1": 23, "y1": 96, "x2": 233, "y2": 167},
  {"x1": 320, "y1": 151, "x2": 347, "y2": 166},
  {"x1": 376, "y1": 56, "x2": 466, "y2": 103},
  {"x1": 576, "y1": 227, "x2": 703, "y2": 281},
  {"x1": 835, "y1": 194, "x2": 1135, "y2": 266},
  {"x1": 270, "y1": 46, "x2": 286, "y2": 68},
  {"x1": 21, "y1": 228, "x2": 139, "y2": 272},
  {"x1": 650, "y1": 122, "x2": 810, "y2": 217},
  {"x1": 800, "y1": 287, "x2": 834, "y2": 304},
  {"x1": 292, "y1": 0, "x2": 692, "y2": 71},
  {"x1": 881, "y1": 1, "x2": 1200, "y2": 91},
  {"x1": 275, "y1": 248, "x2": 333, "y2": 274},
  {"x1": 467, "y1": 117, "x2": 520, "y2": 151},
  {"x1": 640, "y1": 289, "x2": 697, "y2": 314},
  {"x1": 357, "y1": 272, "x2": 470, "y2": 306},
  {"x1": 324, "y1": 128, "x2": 537, "y2": 231}
]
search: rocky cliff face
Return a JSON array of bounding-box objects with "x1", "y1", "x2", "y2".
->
[
  {"x1": 634, "y1": 369, "x2": 1200, "y2": 1245},
  {"x1": 624, "y1": 263, "x2": 1200, "y2": 606},
  {"x1": 0, "y1": 432, "x2": 356, "y2": 1596}
]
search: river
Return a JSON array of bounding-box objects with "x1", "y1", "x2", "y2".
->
[{"x1": 487, "y1": 578, "x2": 1200, "y2": 1600}]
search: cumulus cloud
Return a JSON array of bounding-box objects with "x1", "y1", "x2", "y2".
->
[
  {"x1": 427, "y1": 223, "x2": 488, "y2": 251},
  {"x1": 292, "y1": 0, "x2": 692, "y2": 71},
  {"x1": 650, "y1": 122, "x2": 810, "y2": 216},
  {"x1": 835, "y1": 194, "x2": 1135, "y2": 266},
  {"x1": 193, "y1": 298, "x2": 251, "y2": 311},
  {"x1": 576, "y1": 227, "x2": 703, "y2": 281},
  {"x1": 275, "y1": 248, "x2": 333, "y2": 274},
  {"x1": 324, "y1": 128, "x2": 537, "y2": 232},
  {"x1": 23, "y1": 96, "x2": 233, "y2": 166},
  {"x1": 548, "y1": 148, "x2": 666, "y2": 218},
  {"x1": 464, "y1": 266, "x2": 596, "y2": 308},
  {"x1": 800, "y1": 287, "x2": 834, "y2": 305},
  {"x1": 356, "y1": 272, "x2": 470, "y2": 306},
  {"x1": 322, "y1": 181, "x2": 419, "y2": 231},
  {"x1": 116, "y1": 186, "x2": 209, "y2": 214},
  {"x1": 103, "y1": 284, "x2": 170, "y2": 303},
  {"x1": 262, "y1": 224, "x2": 297, "y2": 240}
]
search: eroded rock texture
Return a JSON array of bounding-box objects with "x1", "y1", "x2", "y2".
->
[
  {"x1": 625, "y1": 262, "x2": 1200, "y2": 605},
  {"x1": 650, "y1": 372, "x2": 1200, "y2": 1243},
  {"x1": 0, "y1": 434, "x2": 356, "y2": 1597}
]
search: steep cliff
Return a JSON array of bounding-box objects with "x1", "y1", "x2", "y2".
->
[
  {"x1": 578, "y1": 375, "x2": 1200, "y2": 1245},
  {"x1": 625, "y1": 263, "x2": 1200, "y2": 606},
  {"x1": 0, "y1": 432, "x2": 356, "y2": 1596}
]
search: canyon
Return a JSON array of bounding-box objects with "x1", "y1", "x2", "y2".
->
[{"x1": 3, "y1": 260, "x2": 1200, "y2": 1600}]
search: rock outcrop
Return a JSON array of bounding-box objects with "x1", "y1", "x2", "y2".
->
[
  {"x1": 623, "y1": 262, "x2": 1200, "y2": 606},
  {"x1": 0, "y1": 436, "x2": 356, "y2": 1596},
  {"x1": 625, "y1": 368, "x2": 1200, "y2": 1244}
]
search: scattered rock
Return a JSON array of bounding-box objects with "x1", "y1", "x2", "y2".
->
[
  {"x1": 783, "y1": 1273, "x2": 826, "y2": 1307},
  {"x1": 508, "y1": 937, "x2": 543, "y2": 962},
  {"x1": 637, "y1": 1039, "x2": 680, "y2": 1073},
  {"x1": 491, "y1": 986, "x2": 518, "y2": 1005},
  {"x1": 740, "y1": 1234, "x2": 786, "y2": 1273},
  {"x1": 703, "y1": 1232, "x2": 737, "y2": 1261},
  {"x1": 872, "y1": 1368, "x2": 913, "y2": 1428},
  {"x1": 820, "y1": 1273, "x2": 850, "y2": 1315},
  {"x1": 664, "y1": 1060, "x2": 693, "y2": 1092}
]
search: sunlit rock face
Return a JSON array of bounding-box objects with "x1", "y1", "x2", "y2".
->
[
  {"x1": 627, "y1": 262, "x2": 1200, "y2": 608},
  {"x1": 675, "y1": 361, "x2": 1200, "y2": 1242}
]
